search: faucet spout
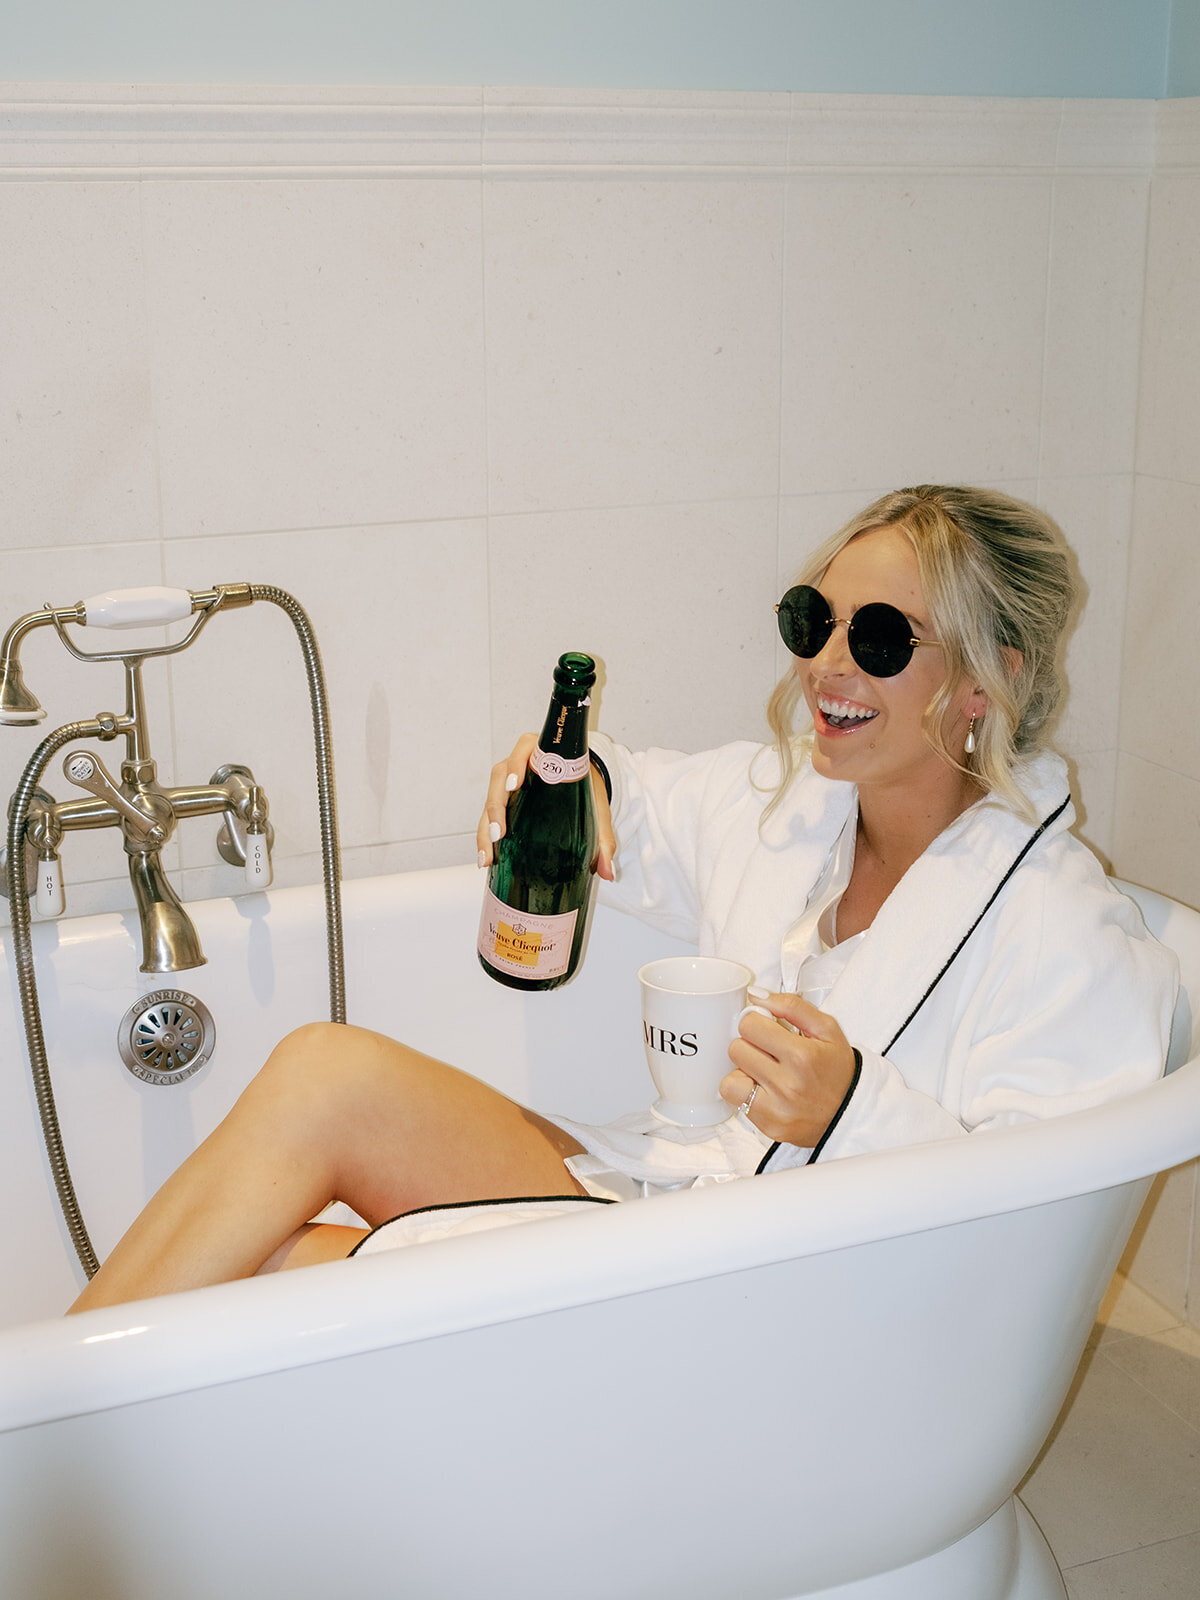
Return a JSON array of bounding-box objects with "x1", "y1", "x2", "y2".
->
[{"x1": 127, "y1": 850, "x2": 206, "y2": 973}]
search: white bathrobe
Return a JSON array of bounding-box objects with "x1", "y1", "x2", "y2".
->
[
  {"x1": 585, "y1": 732, "x2": 1178, "y2": 1171},
  {"x1": 354, "y1": 735, "x2": 1178, "y2": 1254}
]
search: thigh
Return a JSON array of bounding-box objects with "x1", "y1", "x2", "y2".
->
[{"x1": 274, "y1": 1022, "x2": 589, "y2": 1228}]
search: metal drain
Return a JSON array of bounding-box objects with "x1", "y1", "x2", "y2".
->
[{"x1": 119, "y1": 990, "x2": 216, "y2": 1086}]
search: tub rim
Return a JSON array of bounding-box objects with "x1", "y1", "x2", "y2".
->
[{"x1": 2, "y1": 1051, "x2": 1197, "y2": 1434}]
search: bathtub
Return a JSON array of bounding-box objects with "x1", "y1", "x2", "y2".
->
[{"x1": 1, "y1": 863, "x2": 1198, "y2": 1600}]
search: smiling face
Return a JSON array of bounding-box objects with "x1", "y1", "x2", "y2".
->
[{"x1": 797, "y1": 524, "x2": 982, "y2": 811}]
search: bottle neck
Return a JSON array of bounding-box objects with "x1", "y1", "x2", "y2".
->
[{"x1": 538, "y1": 690, "x2": 590, "y2": 762}]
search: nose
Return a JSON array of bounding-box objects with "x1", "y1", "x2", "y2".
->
[{"x1": 811, "y1": 617, "x2": 855, "y2": 675}]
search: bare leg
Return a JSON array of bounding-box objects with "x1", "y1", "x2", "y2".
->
[{"x1": 69, "y1": 1021, "x2": 586, "y2": 1312}]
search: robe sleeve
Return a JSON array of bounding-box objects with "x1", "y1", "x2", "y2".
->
[
  {"x1": 769, "y1": 849, "x2": 1180, "y2": 1166},
  {"x1": 590, "y1": 732, "x2": 768, "y2": 945}
]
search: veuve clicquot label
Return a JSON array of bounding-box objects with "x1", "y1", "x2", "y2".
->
[
  {"x1": 478, "y1": 889, "x2": 578, "y2": 982},
  {"x1": 477, "y1": 651, "x2": 599, "y2": 992}
]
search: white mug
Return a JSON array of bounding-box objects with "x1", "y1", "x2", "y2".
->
[{"x1": 638, "y1": 955, "x2": 758, "y2": 1126}]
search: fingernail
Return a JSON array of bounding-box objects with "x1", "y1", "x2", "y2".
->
[
  {"x1": 748, "y1": 985, "x2": 771, "y2": 1002},
  {"x1": 488, "y1": 821, "x2": 502, "y2": 843},
  {"x1": 477, "y1": 849, "x2": 488, "y2": 868},
  {"x1": 505, "y1": 773, "x2": 519, "y2": 792}
]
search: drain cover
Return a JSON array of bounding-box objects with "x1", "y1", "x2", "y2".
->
[{"x1": 119, "y1": 990, "x2": 216, "y2": 1085}]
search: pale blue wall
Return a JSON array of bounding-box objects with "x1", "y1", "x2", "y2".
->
[
  {"x1": 1169, "y1": 0, "x2": 1200, "y2": 94},
  {"x1": 0, "y1": 0, "x2": 1182, "y2": 98}
]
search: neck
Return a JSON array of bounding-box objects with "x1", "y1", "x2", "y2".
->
[{"x1": 856, "y1": 771, "x2": 984, "y2": 876}]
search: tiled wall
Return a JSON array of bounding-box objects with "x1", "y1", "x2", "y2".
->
[
  {"x1": 0, "y1": 86, "x2": 1155, "y2": 914},
  {"x1": 0, "y1": 84, "x2": 1194, "y2": 1315},
  {"x1": 1113, "y1": 98, "x2": 1200, "y2": 1329}
]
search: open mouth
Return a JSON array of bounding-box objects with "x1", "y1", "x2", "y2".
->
[{"x1": 816, "y1": 693, "x2": 879, "y2": 733}]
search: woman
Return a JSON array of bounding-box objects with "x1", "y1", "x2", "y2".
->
[{"x1": 70, "y1": 485, "x2": 1177, "y2": 1311}]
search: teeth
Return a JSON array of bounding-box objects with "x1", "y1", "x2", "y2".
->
[{"x1": 817, "y1": 694, "x2": 878, "y2": 722}]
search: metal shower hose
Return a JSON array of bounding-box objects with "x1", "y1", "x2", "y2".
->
[{"x1": 3, "y1": 586, "x2": 345, "y2": 1280}]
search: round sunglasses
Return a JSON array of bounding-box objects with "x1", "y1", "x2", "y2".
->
[{"x1": 775, "y1": 585, "x2": 942, "y2": 679}]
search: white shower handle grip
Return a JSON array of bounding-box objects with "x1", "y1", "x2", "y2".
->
[
  {"x1": 35, "y1": 854, "x2": 65, "y2": 918},
  {"x1": 81, "y1": 587, "x2": 193, "y2": 630}
]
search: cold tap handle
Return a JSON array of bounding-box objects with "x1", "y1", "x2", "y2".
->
[
  {"x1": 63, "y1": 750, "x2": 163, "y2": 843},
  {"x1": 244, "y1": 829, "x2": 272, "y2": 888},
  {"x1": 243, "y1": 785, "x2": 273, "y2": 889},
  {"x1": 35, "y1": 852, "x2": 64, "y2": 917},
  {"x1": 80, "y1": 587, "x2": 194, "y2": 630}
]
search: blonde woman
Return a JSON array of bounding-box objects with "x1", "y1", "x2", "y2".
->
[{"x1": 72, "y1": 486, "x2": 1177, "y2": 1310}]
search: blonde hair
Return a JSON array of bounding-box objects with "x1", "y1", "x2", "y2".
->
[{"x1": 766, "y1": 485, "x2": 1077, "y2": 819}]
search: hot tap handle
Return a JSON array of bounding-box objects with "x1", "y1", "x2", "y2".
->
[
  {"x1": 63, "y1": 750, "x2": 163, "y2": 844},
  {"x1": 35, "y1": 852, "x2": 65, "y2": 917}
]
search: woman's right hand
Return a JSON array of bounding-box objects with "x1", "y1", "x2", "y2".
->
[{"x1": 476, "y1": 733, "x2": 616, "y2": 881}]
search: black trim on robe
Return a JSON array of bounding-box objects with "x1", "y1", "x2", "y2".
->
[
  {"x1": 754, "y1": 792, "x2": 1072, "y2": 1178},
  {"x1": 348, "y1": 1192, "x2": 614, "y2": 1256}
]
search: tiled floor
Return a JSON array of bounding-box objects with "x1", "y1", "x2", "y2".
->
[{"x1": 1019, "y1": 1274, "x2": 1200, "y2": 1597}]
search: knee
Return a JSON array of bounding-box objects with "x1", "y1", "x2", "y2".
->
[
  {"x1": 260, "y1": 1021, "x2": 410, "y2": 1103},
  {"x1": 257, "y1": 1021, "x2": 359, "y2": 1103}
]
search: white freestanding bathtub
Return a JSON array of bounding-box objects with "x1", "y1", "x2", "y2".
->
[{"x1": 1, "y1": 864, "x2": 1198, "y2": 1600}]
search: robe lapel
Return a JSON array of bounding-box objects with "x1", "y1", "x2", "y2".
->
[{"x1": 819, "y1": 754, "x2": 1074, "y2": 1056}]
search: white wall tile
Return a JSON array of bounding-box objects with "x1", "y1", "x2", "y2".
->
[
  {"x1": 1037, "y1": 476, "x2": 1134, "y2": 766},
  {"x1": 780, "y1": 176, "x2": 1051, "y2": 496},
  {"x1": 487, "y1": 499, "x2": 778, "y2": 758},
  {"x1": 141, "y1": 179, "x2": 488, "y2": 539},
  {"x1": 483, "y1": 178, "x2": 784, "y2": 514},
  {"x1": 0, "y1": 182, "x2": 158, "y2": 550},
  {"x1": 1039, "y1": 178, "x2": 1148, "y2": 479},
  {"x1": 1136, "y1": 175, "x2": 1200, "y2": 485},
  {"x1": 162, "y1": 519, "x2": 490, "y2": 881},
  {"x1": 1119, "y1": 477, "x2": 1200, "y2": 784},
  {"x1": 1112, "y1": 756, "x2": 1200, "y2": 912}
]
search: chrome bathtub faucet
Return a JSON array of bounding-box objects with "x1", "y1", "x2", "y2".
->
[{"x1": 0, "y1": 584, "x2": 274, "y2": 973}]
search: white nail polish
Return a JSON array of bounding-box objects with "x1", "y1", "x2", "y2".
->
[
  {"x1": 477, "y1": 849, "x2": 488, "y2": 869},
  {"x1": 747, "y1": 985, "x2": 771, "y2": 1002},
  {"x1": 488, "y1": 821, "x2": 502, "y2": 843},
  {"x1": 505, "y1": 773, "x2": 519, "y2": 792}
]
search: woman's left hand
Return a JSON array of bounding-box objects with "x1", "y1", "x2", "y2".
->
[{"x1": 720, "y1": 991, "x2": 857, "y2": 1148}]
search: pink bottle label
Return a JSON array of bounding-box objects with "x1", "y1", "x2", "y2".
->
[
  {"x1": 530, "y1": 746, "x2": 590, "y2": 785},
  {"x1": 478, "y1": 888, "x2": 578, "y2": 980}
]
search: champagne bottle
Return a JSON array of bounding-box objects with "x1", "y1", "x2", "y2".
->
[{"x1": 478, "y1": 653, "x2": 599, "y2": 991}]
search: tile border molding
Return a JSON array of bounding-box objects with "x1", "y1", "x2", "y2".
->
[{"x1": 0, "y1": 84, "x2": 1182, "y2": 179}]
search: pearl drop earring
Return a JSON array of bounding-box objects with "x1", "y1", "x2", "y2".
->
[{"x1": 964, "y1": 716, "x2": 977, "y2": 756}]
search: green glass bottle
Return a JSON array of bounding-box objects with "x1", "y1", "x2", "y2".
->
[{"x1": 478, "y1": 653, "x2": 599, "y2": 991}]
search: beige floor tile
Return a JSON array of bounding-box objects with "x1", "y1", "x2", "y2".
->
[
  {"x1": 1091, "y1": 1272, "x2": 1184, "y2": 1350},
  {"x1": 1063, "y1": 1530, "x2": 1200, "y2": 1597},
  {"x1": 1103, "y1": 1324, "x2": 1200, "y2": 1431},
  {"x1": 1020, "y1": 1349, "x2": 1200, "y2": 1568}
]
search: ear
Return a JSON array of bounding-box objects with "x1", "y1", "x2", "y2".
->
[
  {"x1": 960, "y1": 648, "x2": 1023, "y2": 724},
  {"x1": 959, "y1": 683, "x2": 988, "y2": 723},
  {"x1": 1000, "y1": 645, "x2": 1024, "y2": 679}
]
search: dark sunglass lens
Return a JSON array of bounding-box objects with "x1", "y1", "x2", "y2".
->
[
  {"x1": 849, "y1": 603, "x2": 915, "y2": 677},
  {"x1": 777, "y1": 586, "x2": 833, "y2": 658}
]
